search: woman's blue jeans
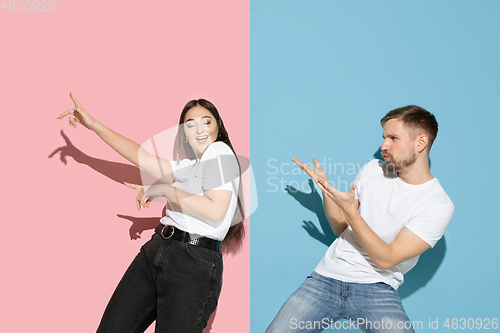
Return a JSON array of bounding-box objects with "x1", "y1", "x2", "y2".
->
[
  {"x1": 266, "y1": 272, "x2": 415, "y2": 333},
  {"x1": 96, "y1": 233, "x2": 223, "y2": 333}
]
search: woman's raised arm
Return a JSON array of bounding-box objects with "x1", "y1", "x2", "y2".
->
[{"x1": 57, "y1": 93, "x2": 174, "y2": 184}]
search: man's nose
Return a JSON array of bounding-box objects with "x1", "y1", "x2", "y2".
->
[{"x1": 381, "y1": 139, "x2": 389, "y2": 151}]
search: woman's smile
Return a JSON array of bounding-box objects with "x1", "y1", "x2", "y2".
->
[{"x1": 183, "y1": 105, "x2": 219, "y2": 158}]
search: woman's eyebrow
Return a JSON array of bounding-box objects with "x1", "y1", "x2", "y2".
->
[{"x1": 185, "y1": 116, "x2": 213, "y2": 122}]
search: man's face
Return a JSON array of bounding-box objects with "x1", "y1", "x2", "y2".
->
[{"x1": 381, "y1": 119, "x2": 417, "y2": 171}]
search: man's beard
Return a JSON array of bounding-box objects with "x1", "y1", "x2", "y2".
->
[{"x1": 384, "y1": 150, "x2": 417, "y2": 175}]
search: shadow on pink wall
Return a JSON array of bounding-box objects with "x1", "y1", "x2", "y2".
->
[{"x1": 49, "y1": 130, "x2": 246, "y2": 332}]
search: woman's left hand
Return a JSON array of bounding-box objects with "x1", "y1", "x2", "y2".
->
[{"x1": 124, "y1": 182, "x2": 164, "y2": 210}]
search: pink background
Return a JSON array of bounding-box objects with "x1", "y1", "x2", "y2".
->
[{"x1": 0, "y1": 1, "x2": 249, "y2": 332}]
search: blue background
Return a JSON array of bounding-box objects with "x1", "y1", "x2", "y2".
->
[{"x1": 251, "y1": 1, "x2": 500, "y2": 332}]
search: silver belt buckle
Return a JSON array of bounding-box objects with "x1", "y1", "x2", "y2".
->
[{"x1": 161, "y1": 225, "x2": 175, "y2": 239}]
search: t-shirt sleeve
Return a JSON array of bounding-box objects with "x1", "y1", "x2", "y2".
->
[
  {"x1": 168, "y1": 158, "x2": 193, "y2": 180},
  {"x1": 200, "y1": 143, "x2": 240, "y2": 193},
  {"x1": 405, "y1": 203, "x2": 455, "y2": 248},
  {"x1": 353, "y1": 160, "x2": 375, "y2": 200}
]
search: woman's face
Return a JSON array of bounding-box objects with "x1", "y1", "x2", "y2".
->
[{"x1": 183, "y1": 105, "x2": 219, "y2": 159}]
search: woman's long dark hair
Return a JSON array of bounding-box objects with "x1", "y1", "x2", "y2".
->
[{"x1": 175, "y1": 99, "x2": 245, "y2": 245}]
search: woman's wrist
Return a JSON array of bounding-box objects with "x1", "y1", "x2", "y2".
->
[
  {"x1": 157, "y1": 184, "x2": 172, "y2": 198},
  {"x1": 88, "y1": 118, "x2": 101, "y2": 132}
]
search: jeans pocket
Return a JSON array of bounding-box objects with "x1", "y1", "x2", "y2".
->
[
  {"x1": 374, "y1": 282, "x2": 396, "y2": 292},
  {"x1": 184, "y1": 243, "x2": 216, "y2": 266}
]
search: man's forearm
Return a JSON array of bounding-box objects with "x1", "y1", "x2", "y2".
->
[
  {"x1": 343, "y1": 206, "x2": 395, "y2": 270},
  {"x1": 324, "y1": 196, "x2": 349, "y2": 235}
]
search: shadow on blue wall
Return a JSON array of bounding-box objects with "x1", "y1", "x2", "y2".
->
[
  {"x1": 286, "y1": 179, "x2": 336, "y2": 246},
  {"x1": 398, "y1": 236, "x2": 446, "y2": 298},
  {"x1": 285, "y1": 148, "x2": 445, "y2": 299}
]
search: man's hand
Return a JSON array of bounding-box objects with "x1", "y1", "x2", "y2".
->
[
  {"x1": 291, "y1": 157, "x2": 329, "y2": 185},
  {"x1": 292, "y1": 157, "x2": 358, "y2": 215},
  {"x1": 319, "y1": 183, "x2": 358, "y2": 217}
]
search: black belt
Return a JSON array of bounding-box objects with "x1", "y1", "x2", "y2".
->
[{"x1": 154, "y1": 224, "x2": 221, "y2": 252}]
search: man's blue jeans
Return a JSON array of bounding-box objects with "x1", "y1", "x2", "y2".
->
[
  {"x1": 266, "y1": 272, "x2": 415, "y2": 333},
  {"x1": 96, "y1": 233, "x2": 223, "y2": 333}
]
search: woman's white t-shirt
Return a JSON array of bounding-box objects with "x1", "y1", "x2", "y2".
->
[{"x1": 160, "y1": 142, "x2": 240, "y2": 241}]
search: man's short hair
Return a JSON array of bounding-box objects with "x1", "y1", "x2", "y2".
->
[{"x1": 380, "y1": 105, "x2": 438, "y2": 150}]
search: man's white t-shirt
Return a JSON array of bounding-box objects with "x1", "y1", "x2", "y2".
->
[
  {"x1": 314, "y1": 159, "x2": 455, "y2": 290},
  {"x1": 159, "y1": 142, "x2": 240, "y2": 241}
]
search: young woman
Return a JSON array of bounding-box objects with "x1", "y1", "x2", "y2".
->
[{"x1": 58, "y1": 93, "x2": 244, "y2": 333}]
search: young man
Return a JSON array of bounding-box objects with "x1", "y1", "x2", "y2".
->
[{"x1": 266, "y1": 105, "x2": 454, "y2": 333}]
